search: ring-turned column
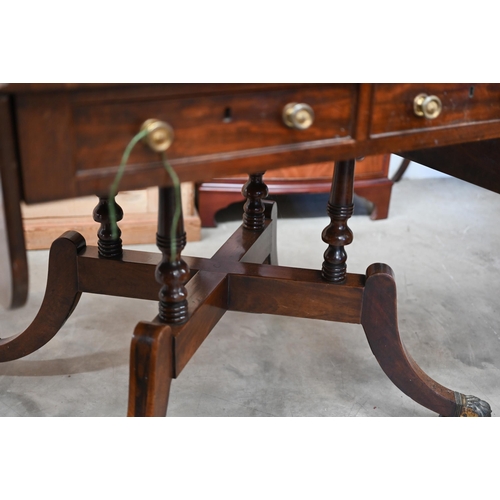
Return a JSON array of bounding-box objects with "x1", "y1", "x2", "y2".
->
[
  {"x1": 155, "y1": 186, "x2": 190, "y2": 324},
  {"x1": 93, "y1": 196, "x2": 123, "y2": 258},
  {"x1": 321, "y1": 159, "x2": 355, "y2": 283},
  {"x1": 242, "y1": 172, "x2": 268, "y2": 230}
]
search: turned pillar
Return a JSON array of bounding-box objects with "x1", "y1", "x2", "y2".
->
[
  {"x1": 321, "y1": 159, "x2": 355, "y2": 283},
  {"x1": 93, "y1": 196, "x2": 123, "y2": 258},
  {"x1": 155, "y1": 186, "x2": 190, "y2": 324},
  {"x1": 242, "y1": 172, "x2": 268, "y2": 230}
]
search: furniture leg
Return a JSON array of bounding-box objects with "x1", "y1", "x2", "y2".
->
[
  {"x1": 127, "y1": 185, "x2": 190, "y2": 416},
  {"x1": 321, "y1": 159, "x2": 355, "y2": 283},
  {"x1": 391, "y1": 158, "x2": 411, "y2": 183},
  {"x1": 127, "y1": 175, "x2": 277, "y2": 416},
  {"x1": 128, "y1": 321, "x2": 174, "y2": 417},
  {"x1": 241, "y1": 173, "x2": 277, "y2": 264},
  {"x1": 242, "y1": 172, "x2": 268, "y2": 230},
  {"x1": 0, "y1": 231, "x2": 85, "y2": 361},
  {"x1": 361, "y1": 263, "x2": 491, "y2": 416},
  {"x1": 0, "y1": 95, "x2": 28, "y2": 309},
  {"x1": 354, "y1": 178, "x2": 393, "y2": 220},
  {"x1": 155, "y1": 185, "x2": 190, "y2": 324},
  {"x1": 197, "y1": 188, "x2": 244, "y2": 227}
]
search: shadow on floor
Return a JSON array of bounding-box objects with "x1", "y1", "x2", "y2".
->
[{"x1": 212, "y1": 193, "x2": 373, "y2": 225}]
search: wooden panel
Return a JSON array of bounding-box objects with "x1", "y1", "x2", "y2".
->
[
  {"x1": 14, "y1": 84, "x2": 500, "y2": 202},
  {"x1": 71, "y1": 85, "x2": 355, "y2": 170},
  {"x1": 264, "y1": 154, "x2": 389, "y2": 181},
  {"x1": 0, "y1": 95, "x2": 28, "y2": 309},
  {"x1": 15, "y1": 85, "x2": 356, "y2": 203},
  {"x1": 15, "y1": 92, "x2": 77, "y2": 202},
  {"x1": 22, "y1": 183, "x2": 200, "y2": 250},
  {"x1": 201, "y1": 155, "x2": 389, "y2": 181},
  {"x1": 370, "y1": 83, "x2": 500, "y2": 136}
]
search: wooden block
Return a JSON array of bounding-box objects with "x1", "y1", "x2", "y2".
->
[{"x1": 22, "y1": 184, "x2": 201, "y2": 250}]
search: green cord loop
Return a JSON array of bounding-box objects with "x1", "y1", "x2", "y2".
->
[{"x1": 108, "y1": 130, "x2": 181, "y2": 262}]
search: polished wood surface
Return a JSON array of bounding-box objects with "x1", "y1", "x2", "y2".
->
[
  {"x1": 197, "y1": 155, "x2": 393, "y2": 227},
  {"x1": 321, "y1": 159, "x2": 355, "y2": 283},
  {"x1": 0, "y1": 96, "x2": 28, "y2": 309},
  {"x1": 5, "y1": 83, "x2": 500, "y2": 202},
  {"x1": 0, "y1": 83, "x2": 498, "y2": 417}
]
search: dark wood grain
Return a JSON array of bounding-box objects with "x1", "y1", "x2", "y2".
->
[
  {"x1": 228, "y1": 272, "x2": 364, "y2": 324},
  {"x1": 128, "y1": 321, "x2": 174, "y2": 417},
  {"x1": 321, "y1": 159, "x2": 355, "y2": 283},
  {"x1": 0, "y1": 232, "x2": 84, "y2": 362},
  {"x1": 0, "y1": 95, "x2": 28, "y2": 309},
  {"x1": 370, "y1": 83, "x2": 500, "y2": 136},
  {"x1": 0, "y1": 83, "x2": 496, "y2": 417},
  {"x1": 92, "y1": 196, "x2": 123, "y2": 258},
  {"x1": 197, "y1": 155, "x2": 392, "y2": 226},
  {"x1": 71, "y1": 86, "x2": 355, "y2": 170},
  {"x1": 128, "y1": 199, "x2": 280, "y2": 410},
  {"x1": 242, "y1": 173, "x2": 268, "y2": 230},
  {"x1": 15, "y1": 92, "x2": 76, "y2": 202},
  {"x1": 155, "y1": 186, "x2": 190, "y2": 324},
  {"x1": 361, "y1": 263, "x2": 458, "y2": 416},
  {"x1": 14, "y1": 85, "x2": 356, "y2": 202},
  {"x1": 172, "y1": 271, "x2": 228, "y2": 376},
  {"x1": 8, "y1": 83, "x2": 500, "y2": 202}
]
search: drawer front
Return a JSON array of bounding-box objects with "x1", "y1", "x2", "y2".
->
[
  {"x1": 370, "y1": 83, "x2": 500, "y2": 136},
  {"x1": 16, "y1": 84, "x2": 357, "y2": 203},
  {"x1": 73, "y1": 85, "x2": 356, "y2": 172}
]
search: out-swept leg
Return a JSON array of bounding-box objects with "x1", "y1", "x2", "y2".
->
[
  {"x1": 127, "y1": 185, "x2": 190, "y2": 416},
  {"x1": 128, "y1": 321, "x2": 174, "y2": 417},
  {"x1": 0, "y1": 231, "x2": 85, "y2": 362},
  {"x1": 361, "y1": 263, "x2": 491, "y2": 417}
]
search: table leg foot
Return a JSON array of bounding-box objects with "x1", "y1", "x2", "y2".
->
[
  {"x1": 361, "y1": 263, "x2": 492, "y2": 416},
  {"x1": 127, "y1": 321, "x2": 174, "y2": 417},
  {"x1": 448, "y1": 393, "x2": 492, "y2": 417}
]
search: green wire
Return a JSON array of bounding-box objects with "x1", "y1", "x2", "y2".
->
[
  {"x1": 109, "y1": 130, "x2": 182, "y2": 262},
  {"x1": 109, "y1": 128, "x2": 149, "y2": 240}
]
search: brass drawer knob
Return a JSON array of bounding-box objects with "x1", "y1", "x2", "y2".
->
[
  {"x1": 282, "y1": 102, "x2": 315, "y2": 130},
  {"x1": 140, "y1": 119, "x2": 174, "y2": 152},
  {"x1": 413, "y1": 93, "x2": 442, "y2": 119}
]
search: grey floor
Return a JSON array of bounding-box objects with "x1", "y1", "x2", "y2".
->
[{"x1": 1, "y1": 177, "x2": 500, "y2": 417}]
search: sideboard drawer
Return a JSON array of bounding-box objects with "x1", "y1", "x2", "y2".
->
[
  {"x1": 16, "y1": 84, "x2": 357, "y2": 203},
  {"x1": 370, "y1": 83, "x2": 500, "y2": 137},
  {"x1": 73, "y1": 85, "x2": 355, "y2": 169}
]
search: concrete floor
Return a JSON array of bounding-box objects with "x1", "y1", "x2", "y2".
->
[{"x1": 1, "y1": 177, "x2": 499, "y2": 417}]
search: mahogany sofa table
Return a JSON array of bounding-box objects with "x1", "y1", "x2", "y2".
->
[{"x1": 1, "y1": 83, "x2": 498, "y2": 417}]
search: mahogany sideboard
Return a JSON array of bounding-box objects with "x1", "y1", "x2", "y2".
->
[
  {"x1": 196, "y1": 154, "x2": 392, "y2": 227},
  {"x1": 1, "y1": 83, "x2": 500, "y2": 417}
]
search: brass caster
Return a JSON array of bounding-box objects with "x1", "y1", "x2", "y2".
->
[{"x1": 441, "y1": 392, "x2": 492, "y2": 417}]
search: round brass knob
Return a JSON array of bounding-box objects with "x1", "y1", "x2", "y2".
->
[
  {"x1": 140, "y1": 119, "x2": 174, "y2": 152},
  {"x1": 413, "y1": 94, "x2": 442, "y2": 119},
  {"x1": 282, "y1": 102, "x2": 315, "y2": 130}
]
